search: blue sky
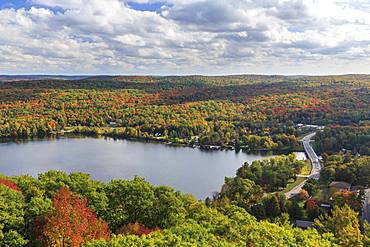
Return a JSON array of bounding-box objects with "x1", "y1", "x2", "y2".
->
[
  {"x1": 0, "y1": 0, "x2": 165, "y2": 12},
  {"x1": 0, "y1": 0, "x2": 369, "y2": 75},
  {"x1": 0, "y1": 0, "x2": 30, "y2": 9},
  {"x1": 0, "y1": 0, "x2": 64, "y2": 13},
  {"x1": 127, "y1": 1, "x2": 167, "y2": 12}
]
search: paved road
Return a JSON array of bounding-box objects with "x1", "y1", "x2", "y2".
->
[
  {"x1": 285, "y1": 132, "x2": 321, "y2": 198},
  {"x1": 362, "y1": 189, "x2": 370, "y2": 223},
  {"x1": 302, "y1": 132, "x2": 321, "y2": 180},
  {"x1": 284, "y1": 179, "x2": 308, "y2": 199},
  {"x1": 285, "y1": 131, "x2": 370, "y2": 222}
]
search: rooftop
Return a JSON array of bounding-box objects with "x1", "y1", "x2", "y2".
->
[
  {"x1": 329, "y1": 181, "x2": 351, "y2": 190},
  {"x1": 295, "y1": 220, "x2": 313, "y2": 229}
]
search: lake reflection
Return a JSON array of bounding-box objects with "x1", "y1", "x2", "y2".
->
[{"x1": 0, "y1": 137, "x2": 305, "y2": 198}]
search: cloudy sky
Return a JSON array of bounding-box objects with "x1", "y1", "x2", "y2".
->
[{"x1": 0, "y1": 0, "x2": 369, "y2": 75}]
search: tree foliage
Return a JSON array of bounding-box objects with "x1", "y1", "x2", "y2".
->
[
  {"x1": 0, "y1": 170, "x2": 347, "y2": 246},
  {"x1": 320, "y1": 153, "x2": 370, "y2": 187},
  {"x1": 236, "y1": 154, "x2": 305, "y2": 192},
  {"x1": 0, "y1": 184, "x2": 28, "y2": 246},
  {"x1": 37, "y1": 187, "x2": 110, "y2": 247},
  {"x1": 314, "y1": 205, "x2": 364, "y2": 246},
  {"x1": 1, "y1": 75, "x2": 369, "y2": 151}
]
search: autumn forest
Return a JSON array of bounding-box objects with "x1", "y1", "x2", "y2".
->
[
  {"x1": 1, "y1": 75, "x2": 369, "y2": 151},
  {"x1": 0, "y1": 75, "x2": 369, "y2": 246}
]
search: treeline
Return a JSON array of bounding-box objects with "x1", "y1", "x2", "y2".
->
[
  {"x1": 315, "y1": 125, "x2": 370, "y2": 155},
  {"x1": 0, "y1": 170, "x2": 342, "y2": 247}
]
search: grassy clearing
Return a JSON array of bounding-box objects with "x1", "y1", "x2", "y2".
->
[
  {"x1": 299, "y1": 160, "x2": 311, "y2": 176},
  {"x1": 281, "y1": 177, "x2": 307, "y2": 194}
]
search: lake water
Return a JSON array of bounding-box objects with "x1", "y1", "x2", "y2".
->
[{"x1": 0, "y1": 137, "x2": 305, "y2": 198}]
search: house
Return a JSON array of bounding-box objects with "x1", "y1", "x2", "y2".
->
[
  {"x1": 295, "y1": 220, "x2": 313, "y2": 229},
  {"x1": 329, "y1": 181, "x2": 351, "y2": 193}
]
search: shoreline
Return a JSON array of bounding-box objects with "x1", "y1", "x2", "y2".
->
[{"x1": 0, "y1": 132, "x2": 305, "y2": 154}]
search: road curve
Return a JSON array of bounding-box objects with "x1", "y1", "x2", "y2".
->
[{"x1": 285, "y1": 132, "x2": 321, "y2": 198}]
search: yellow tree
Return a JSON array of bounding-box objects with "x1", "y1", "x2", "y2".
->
[{"x1": 314, "y1": 204, "x2": 364, "y2": 246}]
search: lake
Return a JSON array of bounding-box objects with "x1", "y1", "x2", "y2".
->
[{"x1": 0, "y1": 137, "x2": 305, "y2": 198}]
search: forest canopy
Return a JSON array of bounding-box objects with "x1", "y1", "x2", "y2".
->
[
  {"x1": 1, "y1": 169, "x2": 366, "y2": 246},
  {"x1": 1, "y1": 75, "x2": 369, "y2": 151}
]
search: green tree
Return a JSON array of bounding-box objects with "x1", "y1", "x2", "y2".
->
[
  {"x1": 0, "y1": 184, "x2": 28, "y2": 246},
  {"x1": 264, "y1": 195, "x2": 281, "y2": 218},
  {"x1": 220, "y1": 177, "x2": 263, "y2": 210},
  {"x1": 288, "y1": 200, "x2": 304, "y2": 220},
  {"x1": 105, "y1": 177, "x2": 156, "y2": 230},
  {"x1": 302, "y1": 178, "x2": 319, "y2": 196},
  {"x1": 151, "y1": 186, "x2": 186, "y2": 228}
]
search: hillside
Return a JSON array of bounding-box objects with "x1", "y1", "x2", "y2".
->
[{"x1": 0, "y1": 75, "x2": 369, "y2": 151}]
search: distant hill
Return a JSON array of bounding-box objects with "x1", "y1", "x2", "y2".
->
[
  {"x1": 1, "y1": 74, "x2": 369, "y2": 85},
  {"x1": 0, "y1": 75, "x2": 88, "y2": 81}
]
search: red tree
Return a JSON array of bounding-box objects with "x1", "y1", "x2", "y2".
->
[
  {"x1": 0, "y1": 178, "x2": 19, "y2": 191},
  {"x1": 39, "y1": 187, "x2": 110, "y2": 247},
  {"x1": 306, "y1": 198, "x2": 318, "y2": 210}
]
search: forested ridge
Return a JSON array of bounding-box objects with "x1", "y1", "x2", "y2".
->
[{"x1": 1, "y1": 75, "x2": 369, "y2": 151}]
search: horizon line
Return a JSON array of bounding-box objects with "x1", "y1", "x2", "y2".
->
[{"x1": 1, "y1": 73, "x2": 369, "y2": 77}]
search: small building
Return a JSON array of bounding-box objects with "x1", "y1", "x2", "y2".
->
[
  {"x1": 295, "y1": 220, "x2": 313, "y2": 229},
  {"x1": 109, "y1": 121, "x2": 117, "y2": 127},
  {"x1": 319, "y1": 203, "x2": 331, "y2": 209},
  {"x1": 329, "y1": 181, "x2": 351, "y2": 193}
]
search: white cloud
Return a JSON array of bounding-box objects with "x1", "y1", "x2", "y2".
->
[{"x1": 0, "y1": 0, "x2": 369, "y2": 75}]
